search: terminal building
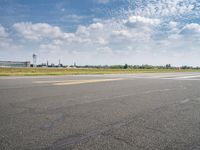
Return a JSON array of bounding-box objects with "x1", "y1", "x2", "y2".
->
[{"x1": 0, "y1": 61, "x2": 31, "y2": 68}]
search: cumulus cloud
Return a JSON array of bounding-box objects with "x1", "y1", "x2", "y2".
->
[
  {"x1": 13, "y1": 22, "x2": 67, "y2": 41},
  {"x1": 89, "y1": 22, "x2": 104, "y2": 30},
  {"x1": 97, "y1": 46, "x2": 113, "y2": 54},
  {"x1": 169, "y1": 21, "x2": 178, "y2": 28},
  {"x1": 112, "y1": 30, "x2": 132, "y2": 38},
  {"x1": 12, "y1": 12, "x2": 164, "y2": 49},
  {"x1": 108, "y1": 16, "x2": 160, "y2": 43},
  {"x1": 12, "y1": 15, "x2": 161, "y2": 55},
  {"x1": 0, "y1": 25, "x2": 23, "y2": 52},
  {"x1": 112, "y1": 29, "x2": 151, "y2": 42},
  {"x1": 2, "y1": 0, "x2": 200, "y2": 66},
  {"x1": 0, "y1": 25, "x2": 8, "y2": 37},
  {"x1": 7, "y1": 0, "x2": 200, "y2": 66},
  {"x1": 75, "y1": 22, "x2": 108, "y2": 44},
  {"x1": 60, "y1": 14, "x2": 87, "y2": 23},
  {"x1": 0, "y1": 25, "x2": 10, "y2": 48},
  {"x1": 125, "y1": 16, "x2": 160, "y2": 27},
  {"x1": 13, "y1": 22, "x2": 108, "y2": 45},
  {"x1": 176, "y1": 23, "x2": 200, "y2": 46},
  {"x1": 181, "y1": 23, "x2": 200, "y2": 34}
]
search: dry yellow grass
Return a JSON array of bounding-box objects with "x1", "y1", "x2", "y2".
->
[{"x1": 0, "y1": 67, "x2": 198, "y2": 76}]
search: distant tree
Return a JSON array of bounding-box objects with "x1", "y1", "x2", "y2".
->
[
  {"x1": 110, "y1": 65, "x2": 123, "y2": 69},
  {"x1": 124, "y1": 64, "x2": 128, "y2": 69},
  {"x1": 166, "y1": 64, "x2": 171, "y2": 69},
  {"x1": 181, "y1": 65, "x2": 192, "y2": 69}
]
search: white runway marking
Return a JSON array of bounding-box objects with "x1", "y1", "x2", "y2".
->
[
  {"x1": 2, "y1": 73, "x2": 200, "y2": 81},
  {"x1": 128, "y1": 73, "x2": 200, "y2": 81},
  {"x1": 144, "y1": 88, "x2": 172, "y2": 94},
  {"x1": 144, "y1": 74, "x2": 197, "y2": 78},
  {"x1": 180, "y1": 99, "x2": 191, "y2": 104},
  {"x1": 163, "y1": 78, "x2": 200, "y2": 81},
  {"x1": 172, "y1": 75, "x2": 200, "y2": 79}
]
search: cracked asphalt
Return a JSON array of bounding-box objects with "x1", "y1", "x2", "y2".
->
[{"x1": 1, "y1": 73, "x2": 200, "y2": 150}]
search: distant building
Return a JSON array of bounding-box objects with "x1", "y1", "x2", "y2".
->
[{"x1": 0, "y1": 61, "x2": 31, "y2": 68}]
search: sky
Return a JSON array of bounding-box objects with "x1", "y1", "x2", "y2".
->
[{"x1": 1, "y1": 0, "x2": 200, "y2": 66}]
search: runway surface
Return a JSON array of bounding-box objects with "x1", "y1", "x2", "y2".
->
[{"x1": 1, "y1": 72, "x2": 200, "y2": 150}]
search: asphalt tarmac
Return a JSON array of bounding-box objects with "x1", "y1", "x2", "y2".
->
[{"x1": 1, "y1": 72, "x2": 200, "y2": 150}]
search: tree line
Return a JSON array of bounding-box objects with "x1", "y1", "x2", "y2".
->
[
  {"x1": 36, "y1": 63, "x2": 199, "y2": 69},
  {"x1": 76, "y1": 64, "x2": 199, "y2": 69}
]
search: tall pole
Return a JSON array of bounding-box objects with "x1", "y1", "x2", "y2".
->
[{"x1": 33, "y1": 54, "x2": 37, "y2": 67}]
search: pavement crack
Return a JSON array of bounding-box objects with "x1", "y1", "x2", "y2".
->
[
  {"x1": 108, "y1": 135, "x2": 130, "y2": 145},
  {"x1": 40, "y1": 113, "x2": 65, "y2": 130},
  {"x1": 143, "y1": 126, "x2": 169, "y2": 136},
  {"x1": 42, "y1": 94, "x2": 197, "y2": 150},
  {"x1": 108, "y1": 134, "x2": 143, "y2": 149},
  {"x1": 44, "y1": 112, "x2": 143, "y2": 149}
]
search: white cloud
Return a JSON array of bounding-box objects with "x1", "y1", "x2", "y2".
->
[
  {"x1": 169, "y1": 21, "x2": 178, "y2": 28},
  {"x1": 112, "y1": 29, "x2": 151, "y2": 43},
  {"x1": 13, "y1": 22, "x2": 66, "y2": 41},
  {"x1": 181, "y1": 23, "x2": 200, "y2": 34},
  {"x1": 75, "y1": 22, "x2": 108, "y2": 44},
  {"x1": 96, "y1": 0, "x2": 110, "y2": 4},
  {"x1": 177, "y1": 23, "x2": 200, "y2": 45},
  {"x1": 97, "y1": 46, "x2": 113, "y2": 54},
  {"x1": 8, "y1": 14, "x2": 200, "y2": 66},
  {"x1": 13, "y1": 22, "x2": 107, "y2": 45},
  {"x1": 0, "y1": 25, "x2": 23, "y2": 52},
  {"x1": 0, "y1": 25, "x2": 14, "y2": 50},
  {"x1": 40, "y1": 44, "x2": 59, "y2": 51},
  {"x1": 0, "y1": 25, "x2": 8, "y2": 38},
  {"x1": 60, "y1": 14, "x2": 87, "y2": 23},
  {"x1": 112, "y1": 30, "x2": 132, "y2": 38},
  {"x1": 13, "y1": 16, "x2": 160, "y2": 53},
  {"x1": 2, "y1": 0, "x2": 200, "y2": 66},
  {"x1": 134, "y1": 0, "x2": 196, "y2": 17},
  {"x1": 109, "y1": 16, "x2": 160, "y2": 42},
  {"x1": 61, "y1": 8, "x2": 65, "y2": 12},
  {"x1": 125, "y1": 16, "x2": 160, "y2": 27},
  {"x1": 89, "y1": 22, "x2": 104, "y2": 30}
]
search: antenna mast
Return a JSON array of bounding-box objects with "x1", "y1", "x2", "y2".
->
[{"x1": 33, "y1": 54, "x2": 37, "y2": 67}]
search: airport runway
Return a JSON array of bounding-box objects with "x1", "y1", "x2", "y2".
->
[{"x1": 1, "y1": 72, "x2": 200, "y2": 150}]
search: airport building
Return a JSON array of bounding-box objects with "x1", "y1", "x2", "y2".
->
[{"x1": 0, "y1": 61, "x2": 31, "y2": 68}]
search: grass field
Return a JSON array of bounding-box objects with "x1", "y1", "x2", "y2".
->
[{"x1": 0, "y1": 67, "x2": 200, "y2": 76}]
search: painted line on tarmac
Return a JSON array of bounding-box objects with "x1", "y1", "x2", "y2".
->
[
  {"x1": 172, "y1": 75, "x2": 200, "y2": 79},
  {"x1": 180, "y1": 97, "x2": 200, "y2": 104},
  {"x1": 53, "y1": 78, "x2": 126, "y2": 86},
  {"x1": 163, "y1": 78, "x2": 200, "y2": 81},
  {"x1": 33, "y1": 80, "x2": 79, "y2": 84},
  {"x1": 180, "y1": 99, "x2": 191, "y2": 104},
  {"x1": 132, "y1": 74, "x2": 200, "y2": 80},
  {"x1": 129, "y1": 74, "x2": 200, "y2": 79}
]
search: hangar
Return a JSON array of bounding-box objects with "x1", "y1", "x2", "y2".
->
[{"x1": 0, "y1": 61, "x2": 31, "y2": 68}]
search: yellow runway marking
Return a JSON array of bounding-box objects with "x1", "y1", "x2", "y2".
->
[
  {"x1": 33, "y1": 78, "x2": 125, "y2": 85},
  {"x1": 54, "y1": 78, "x2": 125, "y2": 86},
  {"x1": 34, "y1": 80, "x2": 78, "y2": 84}
]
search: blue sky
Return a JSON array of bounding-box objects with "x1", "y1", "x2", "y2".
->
[{"x1": 1, "y1": 0, "x2": 200, "y2": 66}]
